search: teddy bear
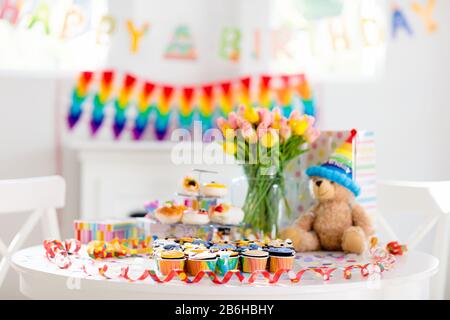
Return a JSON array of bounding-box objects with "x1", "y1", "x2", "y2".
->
[{"x1": 281, "y1": 130, "x2": 374, "y2": 254}]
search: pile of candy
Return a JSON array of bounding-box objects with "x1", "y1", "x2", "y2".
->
[{"x1": 86, "y1": 238, "x2": 152, "y2": 259}]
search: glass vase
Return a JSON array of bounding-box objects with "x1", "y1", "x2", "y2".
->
[{"x1": 231, "y1": 167, "x2": 299, "y2": 238}]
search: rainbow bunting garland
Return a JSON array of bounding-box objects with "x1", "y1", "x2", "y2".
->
[
  {"x1": 113, "y1": 74, "x2": 137, "y2": 138},
  {"x1": 239, "y1": 77, "x2": 252, "y2": 109},
  {"x1": 67, "y1": 71, "x2": 93, "y2": 128},
  {"x1": 277, "y1": 76, "x2": 294, "y2": 117},
  {"x1": 90, "y1": 70, "x2": 115, "y2": 135},
  {"x1": 258, "y1": 75, "x2": 273, "y2": 109},
  {"x1": 296, "y1": 74, "x2": 316, "y2": 117},
  {"x1": 133, "y1": 81, "x2": 156, "y2": 140},
  {"x1": 198, "y1": 85, "x2": 215, "y2": 132},
  {"x1": 219, "y1": 82, "x2": 234, "y2": 116},
  {"x1": 155, "y1": 86, "x2": 175, "y2": 140},
  {"x1": 179, "y1": 87, "x2": 195, "y2": 129},
  {"x1": 67, "y1": 71, "x2": 317, "y2": 140}
]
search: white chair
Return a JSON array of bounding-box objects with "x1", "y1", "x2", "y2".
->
[
  {"x1": 0, "y1": 176, "x2": 65, "y2": 288},
  {"x1": 377, "y1": 180, "x2": 450, "y2": 300}
]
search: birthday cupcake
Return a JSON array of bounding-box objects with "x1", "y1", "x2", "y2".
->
[
  {"x1": 157, "y1": 250, "x2": 186, "y2": 275},
  {"x1": 181, "y1": 209, "x2": 210, "y2": 225},
  {"x1": 201, "y1": 182, "x2": 227, "y2": 198},
  {"x1": 268, "y1": 247, "x2": 295, "y2": 273},
  {"x1": 184, "y1": 247, "x2": 207, "y2": 258},
  {"x1": 235, "y1": 239, "x2": 250, "y2": 248},
  {"x1": 267, "y1": 238, "x2": 294, "y2": 249},
  {"x1": 154, "y1": 202, "x2": 185, "y2": 224},
  {"x1": 182, "y1": 243, "x2": 208, "y2": 257},
  {"x1": 182, "y1": 176, "x2": 200, "y2": 195},
  {"x1": 192, "y1": 239, "x2": 211, "y2": 248},
  {"x1": 178, "y1": 237, "x2": 195, "y2": 245},
  {"x1": 210, "y1": 204, "x2": 244, "y2": 225},
  {"x1": 215, "y1": 251, "x2": 239, "y2": 276},
  {"x1": 240, "y1": 249, "x2": 269, "y2": 273},
  {"x1": 209, "y1": 240, "x2": 236, "y2": 252},
  {"x1": 186, "y1": 251, "x2": 217, "y2": 276},
  {"x1": 152, "y1": 239, "x2": 178, "y2": 257}
]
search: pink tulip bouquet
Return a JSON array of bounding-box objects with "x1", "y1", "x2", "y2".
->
[{"x1": 216, "y1": 105, "x2": 320, "y2": 235}]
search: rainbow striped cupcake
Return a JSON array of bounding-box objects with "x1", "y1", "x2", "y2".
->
[
  {"x1": 240, "y1": 250, "x2": 269, "y2": 273},
  {"x1": 186, "y1": 251, "x2": 217, "y2": 276},
  {"x1": 215, "y1": 251, "x2": 239, "y2": 276}
]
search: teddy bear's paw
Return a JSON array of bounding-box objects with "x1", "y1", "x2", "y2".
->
[
  {"x1": 342, "y1": 226, "x2": 367, "y2": 254},
  {"x1": 281, "y1": 227, "x2": 320, "y2": 252}
]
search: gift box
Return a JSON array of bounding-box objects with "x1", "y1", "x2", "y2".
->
[{"x1": 74, "y1": 219, "x2": 139, "y2": 244}]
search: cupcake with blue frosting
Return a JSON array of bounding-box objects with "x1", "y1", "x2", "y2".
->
[{"x1": 268, "y1": 247, "x2": 295, "y2": 272}]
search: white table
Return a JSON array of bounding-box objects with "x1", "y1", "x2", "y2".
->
[{"x1": 12, "y1": 246, "x2": 438, "y2": 300}]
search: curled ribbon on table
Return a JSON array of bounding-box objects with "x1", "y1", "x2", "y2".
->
[
  {"x1": 343, "y1": 237, "x2": 399, "y2": 279},
  {"x1": 81, "y1": 263, "x2": 388, "y2": 285},
  {"x1": 43, "y1": 238, "x2": 399, "y2": 284},
  {"x1": 86, "y1": 267, "x2": 341, "y2": 285},
  {"x1": 43, "y1": 239, "x2": 81, "y2": 269}
]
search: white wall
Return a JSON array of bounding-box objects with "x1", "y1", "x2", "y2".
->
[
  {"x1": 1, "y1": 0, "x2": 450, "y2": 298},
  {"x1": 319, "y1": 1, "x2": 450, "y2": 180}
]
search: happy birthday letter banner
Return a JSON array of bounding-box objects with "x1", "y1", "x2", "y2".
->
[
  {"x1": 67, "y1": 71, "x2": 316, "y2": 141},
  {"x1": 0, "y1": 0, "x2": 440, "y2": 74}
]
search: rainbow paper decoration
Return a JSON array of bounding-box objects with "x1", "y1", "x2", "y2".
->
[
  {"x1": 198, "y1": 85, "x2": 215, "y2": 131},
  {"x1": 277, "y1": 76, "x2": 294, "y2": 117},
  {"x1": 155, "y1": 86, "x2": 175, "y2": 140},
  {"x1": 74, "y1": 219, "x2": 139, "y2": 244},
  {"x1": 67, "y1": 71, "x2": 317, "y2": 140},
  {"x1": 133, "y1": 81, "x2": 155, "y2": 140},
  {"x1": 218, "y1": 82, "x2": 234, "y2": 116},
  {"x1": 239, "y1": 77, "x2": 251, "y2": 109},
  {"x1": 67, "y1": 71, "x2": 93, "y2": 129},
  {"x1": 113, "y1": 73, "x2": 137, "y2": 138},
  {"x1": 258, "y1": 75, "x2": 273, "y2": 109},
  {"x1": 296, "y1": 76, "x2": 316, "y2": 117},
  {"x1": 90, "y1": 70, "x2": 115, "y2": 135},
  {"x1": 179, "y1": 87, "x2": 195, "y2": 129}
]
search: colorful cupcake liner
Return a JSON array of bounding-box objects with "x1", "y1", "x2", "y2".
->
[
  {"x1": 157, "y1": 258, "x2": 186, "y2": 275},
  {"x1": 241, "y1": 256, "x2": 268, "y2": 273},
  {"x1": 269, "y1": 255, "x2": 294, "y2": 273},
  {"x1": 186, "y1": 259, "x2": 217, "y2": 276},
  {"x1": 216, "y1": 256, "x2": 239, "y2": 276}
]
